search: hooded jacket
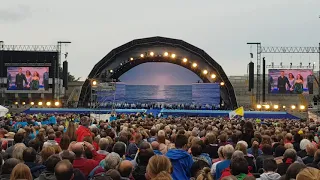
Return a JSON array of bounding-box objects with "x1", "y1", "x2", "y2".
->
[
  {"x1": 257, "y1": 172, "x2": 281, "y2": 180},
  {"x1": 166, "y1": 149, "x2": 193, "y2": 180},
  {"x1": 35, "y1": 171, "x2": 56, "y2": 180},
  {"x1": 25, "y1": 162, "x2": 46, "y2": 179}
]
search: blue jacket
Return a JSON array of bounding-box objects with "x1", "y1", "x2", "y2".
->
[
  {"x1": 166, "y1": 149, "x2": 193, "y2": 180},
  {"x1": 153, "y1": 150, "x2": 163, "y2": 155},
  {"x1": 215, "y1": 159, "x2": 231, "y2": 180}
]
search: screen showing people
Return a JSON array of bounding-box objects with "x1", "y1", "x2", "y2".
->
[
  {"x1": 268, "y1": 69, "x2": 314, "y2": 94},
  {"x1": 7, "y1": 67, "x2": 49, "y2": 90}
]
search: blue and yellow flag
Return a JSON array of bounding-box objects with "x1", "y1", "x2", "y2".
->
[{"x1": 229, "y1": 107, "x2": 244, "y2": 119}]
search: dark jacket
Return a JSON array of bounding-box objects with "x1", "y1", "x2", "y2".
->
[
  {"x1": 25, "y1": 162, "x2": 46, "y2": 179},
  {"x1": 0, "y1": 174, "x2": 10, "y2": 180},
  {"x1": 132, "y1": 165, "x2": 147, "y2": 180},
  {"x1": 302, "y1": 155, "x2": 314, "y2": 165},
  {"x1": 35, "y1": 171, "x2": 56, "y2": 180},
  {"x1": 256, "y1": 154, "x2": 274, "y2": 171},
  {"x1": 203, "y1": 144, "x2": 219, "y2": 159}
]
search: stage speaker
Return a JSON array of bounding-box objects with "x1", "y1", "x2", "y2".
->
[
  {"x1": 63, "y1": 61, "x2": 68, "y2": 90},
  {"x1": 248, "y1": 62, "x2": 254, "y2": 91}
]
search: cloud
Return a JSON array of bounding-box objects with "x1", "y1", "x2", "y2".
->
[{"x1": 0, "y1": 5, "x2": 31, "y2": 22}]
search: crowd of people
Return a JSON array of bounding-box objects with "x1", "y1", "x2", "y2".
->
[{"x1": 0, "y1": 113, "x2": 319, "y2": 180}]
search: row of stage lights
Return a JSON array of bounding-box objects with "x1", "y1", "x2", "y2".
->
[
  {"x1": 98, "y1": 51, "x2": 225, "y2": 86},
  {"x1": 256, "y1": 104, "x2": 306, "y2": 111},
  {"x1": 14, "y1": 101, "x2": 60, "y2": 107}
]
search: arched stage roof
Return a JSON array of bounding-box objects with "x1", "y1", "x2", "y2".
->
[{"x1": 78, "y1": 36, "x2": 238, "y2": 109}]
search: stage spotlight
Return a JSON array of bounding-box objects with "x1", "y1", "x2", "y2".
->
[
  {"x1": 22, "y1": 102, "x2": 26, "y2": 105},
  {"x1": 256, "y1": 104, "x2": 262, "y2": 109},
  {"x1": 192, "y1": 63, "x2": 197, "y2": 68},
  {"x1": 14, "y1": 102, "x2": 18, "y2": 105},
  {"x1": 211, "y1": 74, "x2": 216, "y2": 79},
  {"x1": 171, "y1": 54, "x2": 176, "y2": 58},
  {"x1": 291, "y1": 105, "x2": 296, "y2": 110},
  {"x1": 55, "y1": 101, "x2": 60, "y2": 107},
  {"x1": 283, "y1": 105, "x2": 286, "y2": 109},
  {"x1": 183, "y1": 58, "x2": 188, "y2": 63},
  {"x1": 30, "y1": 102, "x2": 35, "y2": 105},
  {"x1": 150, "y1": 52, "x2": 154, "y2": 56},
  {"x1": 92, "y1": 80, "x2": 97, "y2": 86},
  {"x1": 140, "y1": 54, "x2": 144, "y2": 58},
  {"x1": 130, "y1": 57, "x2": 134, "y2": 61},
  {"x1": 273, "y1": 105, "x2": 279, "y2": 109},
  {"x1": 164, "y1": 52, "x2": 169, "y2": 57},
  {"x1": 299, "y1": 105, "x2": 305, "y2": 110},
  {"x1": 46, "y1": 102, "x2": 51, "y2": 106},
  {"x1": 203, "y1": 70, "x2": 208, "y2": 75},
  {"x1": 265, "y1": 105, "x2": 270, "y2": 109},
  {"x1": 38, "y1": 102, "x2": 43, "y2": 106},
  {"x1": 220, "y1": 82, "x2": 225, "y2": 86}
]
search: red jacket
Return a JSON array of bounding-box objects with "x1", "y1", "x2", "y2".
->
[
  {"x1": 76, "y1": 125, "x2": 92, "y2": 142},
  {"x1": 73, "y1": 149, "x2": 101, "y2": 177}
]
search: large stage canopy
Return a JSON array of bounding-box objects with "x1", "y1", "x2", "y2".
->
[{"x1": 78, "y1": 36, "x2": 238, "y2": 109}]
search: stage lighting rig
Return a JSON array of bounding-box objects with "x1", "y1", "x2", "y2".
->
[
  {"x1": 182, "y1": 58, "x2": 188, "y2": 63},
  {"x1": 203, "y1": 70, "x2": 208, "y2": 75},
  {"x1": 192, "y1": 63, "x2": 197, "y2": 68},
  {"x1": 211, "y1": 74, "x2": 216, "y2": 79}
]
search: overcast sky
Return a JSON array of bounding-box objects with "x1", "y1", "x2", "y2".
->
[{"x1": 1, "y1": 0, "x2": 320, "y2": 81}]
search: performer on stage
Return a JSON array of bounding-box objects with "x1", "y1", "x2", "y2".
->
[
  {"x1": 277, "y1": 71, "x2": 290, "y2": 94},
  {"x1": 15, "y1": 68, "x2": 27, "y2": 90}
]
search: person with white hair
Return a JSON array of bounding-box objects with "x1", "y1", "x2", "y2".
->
[
  {"x1": 215, "y1": 144, "x2": 234, "y2": 179},
  {"x1": 97, "y1": 138, "x2": 109, "y2": 156},
  {"x1": 298, "y1": 139, "x2": 311, "y2": 158},
  {"x1": 211, "y1": 146, "x2": 224, "y2": 176}
]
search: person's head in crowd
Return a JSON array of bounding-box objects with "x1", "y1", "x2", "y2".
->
[
  {"x1": 104, "y1": 152, "x2": 121, "y2": 171},
  {"x1": 223, "y1": 144, "x2": 235, "y2": 160},
  {"x1": 296, "y1": 167, "x2": 320, "y2": 180},
  {"x1": 65, "y1": 122, "x2": 77, "y2": 141},
  {"x1": 118, "y1": 160, "x2": 133, "y2": 178},
  {"x1": 138, "y1": 148, "x2": 155, "y2": 166},
  {"x1": 219, "y1": 133, "x2": 228, "y2": 144},
  {"x1": 113, "y1": 142, "x2": 127, "y2": 158},
  {"x1": 56, "y1": 131, "x2": 62, "y2": 139},
  {"x1": 284, "y1": 163, "x2": 307, "y2": 180},
  {"x1": 55, "y1": 160, "x2": 74, "y2": 180},
  {"x1": 175, "y1": 134, "x2": 188, "y2": 150},
  {"x1": 44, "y1": 154, "x2": 61, "y2": 172},
  {"x1": 48, "y1": 133, "x2": 56, "y2": 141},
  {"x1": 2, "y1": 158, "x2": 20, "y2": 175},
  {"x1": 306, "y1": 143, "x2": 317, "y2": 157},
  {"x1": 235, "y1": 143, "x2": 248, "y2": 155},
  {"x1": 59, "y1": 150, "x2": 76, "y2": 163},
  {"x1": 84, "y1": 147, "x2": 93, "y2": 159},
  {"x1": 22, "y1": 147, "x2": 37, "y2": 163},
  {"x1": 10, "y1": 163, "x2": 33, "y2": 180},
  {"x1": 28, "y1": 139, "x2": 40, "y2": 152},
  {"x1": 261, "y1": 144, "x2": 273, "y2": 155},
  {"x1": 300, "y1": 139, "x2": 311, "y2": 151},
  {"x1": 60, "y1": 135, "x2": 71, "y2": 150},
  {"x1": 191, "y1": 143, "x2": 202, "y2": 157},
  {"x1": 262, "y1": 159, "x2": 278, "y2": 172},
  {"x1": 217, "y1": 146, "x2": 224, "y2": 160},
  {"x1": 104, "y1": 169, "x2": 121, "y2": 180},
  {"x1": 12, "y1": 143, "x2": 26, "y2": 161},
  {"x1": 194, "y1": 167, "x2": 213, "y2": 180},
  {"x1": 13, "y1": 133, "x2": 24, "y2": 144},
  {"x1": 190, "y1": 160, "x2": 209, "y2": 178},
  {"x1": 230, "y1": 157, "x2": 248, "y2": 176},
  {"x1": 205, "y1": 133, "x2": 216, "y2": 145},
  {"x1": 151, "y1": 141, "x2": 160, "y2": 150},
  {"x1": 285, "y1": 133, "x2": 293, "y2": 143},
  {"x1": 71, "y1": 142, "x2": 84, "y2": 158},
  {"x1": 41, "y1": 146, "x2": 55, "y2": 163},
  {"x1": 283, "y1": 148, "x2": 297, "y2": 164},
  {"x1": 146, "y1": 155, "x2": 172, "y2": 180},
  {"x1": 99, "y1": 138, "x2": 109, "y2": 151},
  {"x1": 80, "y1": 116, "x2": 90, "y2": 127},
  {"x1": 284, "y1": 143, "x2": 294, "y2": 149},
  {"x1": 274, "y1": 145, "x2": 286, "y2": 157}
]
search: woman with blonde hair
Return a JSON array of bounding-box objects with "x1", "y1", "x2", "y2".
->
[
  {"x1": 12, "y1": 143, "x2": 26, "y2": 161},
  {"x1": 146, "y1": 155, "x2": 172, "y2": 180},
  {"x1": 65, "y1": 121, "x2": 77, "y2": 141},
  {"x1": 10, "y1": 163, "x2": 33, "y2": 180}
]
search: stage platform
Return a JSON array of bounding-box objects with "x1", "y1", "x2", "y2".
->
[{"x1": 24, "y1": 108, "x2": 300, "y2": 119}]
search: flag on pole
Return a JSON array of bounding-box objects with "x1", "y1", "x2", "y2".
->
[{"x1": 229, "y1": 106, "x2": 244, "y2": 119}]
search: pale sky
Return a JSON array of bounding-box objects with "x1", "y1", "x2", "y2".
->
[{"x1": 1, "y1": 0, "x2": 320, "y2": 80}]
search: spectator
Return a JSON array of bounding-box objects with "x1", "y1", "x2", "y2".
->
[
  {"x1": 5, "y1": 133, "x2": 24, "y2": 156},
  {"x1": 43, "y1": 133, "x2": 59, "y2": 148},
  {"x1": 277, "y1": 149, "x2": 298, "y2": 176},
  {"x1": 118, "y1": 160, "x2": 133, "y2": 180},
  {"x1": 256, "y1": 144, "x2": 274, "y2": 171},
  {"x1": 215, "y1": 144, "x2": 234, "y2": 180},
  {"x1": 12, "y1": 143, "x2": 26, "y2": 161},
  {"x1": 41, "y1": 146, "x2": 56, "y2": 163},
  {"x1": 10, "y1": 163, "x2": 33, "y2": 180},
  {"x1": 191, "y1": 160, "x2": 210, "y2": 179},
  {"x1": 97, "y1": 138, "x2": 109, "y2": 156},
  {"x1": 55, "y1": 160, "x2": 78, "y2": 180},
  {"x1": 59, "y1": 135, "x2": 71, "y2": 151},
  {"x1": 211, "y1": 146, "x2": 224, "y2": 176},
  {"x1": 76, "y1": 116, "x2": 92, "y2": 142},
  {"x1": 23, "y1": 147, "x2": 46, "y2": 178},
  {"x1": 257, "y1": 159, "x2": 281, "y2": 180},
  {"x1": 274, "y1": 145, "x2": 286, "y2": 165},
  {"x1": 66, "y1": 121, "x2": 77, "y2": 142},
  {"x1": 0, "y1": 158, "x2": 20, "y2": 180},
  {"x1": 298, "y1": 139, "x2": 311, "y2": 158},
  {"x1": 146, "y1": 155, "x2": 172, "y2": 180},
  {"x1": 281, "y1": 163, "x2": 306, "y2": 180},
  {"x1": 59, "y1": 150, "x2": 86, "y2": 180},
  {"x1": 113, "y1": 142, "x2": 127, "y2": 160},
  {"x1": 302, "y1": 143, "x2": 317, "y2": 164},
  {"x1": 230, "y1": 157, "x2": 251, "y2": 179},
  {"x1": 55, "y1": 131, "x2": 62, "y2": 144},
  {"x1": 151, "y1": 141, "x2": 162, "y2": 155},
  {"x1": 191, "y1": 143, "x2": 211, "y2": 166},
  {"x1": 166, "y1": 134, "x2": 193, "y2": 180},
  {"x1": 296, "y1": 167, "x2": 320, "y2": 180},
  {"x1": 38, "y1": 154, "x2": 61, "y2": 180},
  {"x1": 235, "y1": 142, "x2": 256, "y2": 173},
  {"x1": 132, "y1": 148, "x2": 155, "y2": 180},
  {"x1": 306, "y1": 149, "x2": 320, "y2": 168},
  {"x1": 247, "y1": 138, "x2": 262, "y2": 159},
  {"x1": 203, "y1": 133, "x2": 219, "y2": 159}
]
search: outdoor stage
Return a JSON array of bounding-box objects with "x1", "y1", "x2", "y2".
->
[{"x1": 24, "y1": 108, "x2": 299, "y2": 119}]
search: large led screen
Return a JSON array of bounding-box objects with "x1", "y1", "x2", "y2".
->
[
  {"x1": 268, "y1": 69, "x2": 314, "y2": 94},
  {"x1": 7, "y1": 67, "x2": 49, "y2": 90}
]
